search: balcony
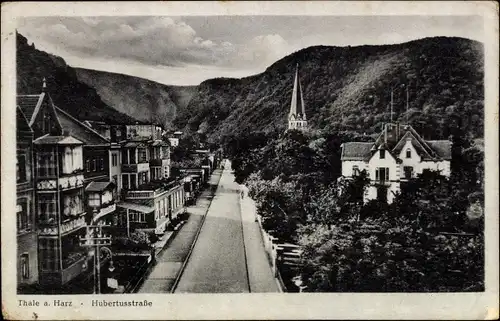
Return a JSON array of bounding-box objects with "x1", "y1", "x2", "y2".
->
[
  {"x1": 123, "y1": 178, "x2": 180, "y2": 200},
  {"x1": 39, "y1": 216, "x2": 86, "y2": 235},
  {"x1": 372, "y1": 179, "x2": 391, "y2": 186},
  {"x1": 122, "y1": 162, "x2": 149, "y2": 173},
  {"x1": 36, "y1": 173, "x2": 84, "y2": 191}
]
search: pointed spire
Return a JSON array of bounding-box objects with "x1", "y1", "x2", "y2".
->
[
  {"x1": 289, "y1": 64, "x2": 306, "y2": 120},
  {"x1": 42, "y1": 77, "x2": 47, "y2": 93}
]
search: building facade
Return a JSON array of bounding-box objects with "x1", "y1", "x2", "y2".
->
[
  {"x1": 16, "y1": 106, "x2": 39, "y2": 289},
  {"x1": 340, "y1": 123, "x2": 452, "y2": 203}
]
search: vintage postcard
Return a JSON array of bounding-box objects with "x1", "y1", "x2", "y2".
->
[{"x1": 1, "y1": 1, "x2": 498, "y2": 320}]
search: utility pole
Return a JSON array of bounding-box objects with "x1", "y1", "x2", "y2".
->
[
  {"x1": 390, "y1": 88, "x2": 394, "y2": 123},
  {"x1": 80, "y1": 225, "x2": 112, "y2": 294},
  {"x1": 406, "y1": 84, "x2": 410, "y2": 124}
]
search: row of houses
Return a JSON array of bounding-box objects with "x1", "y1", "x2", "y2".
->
[{"x1": 16, "y1": 82, "x2": 214, "y2": 292}]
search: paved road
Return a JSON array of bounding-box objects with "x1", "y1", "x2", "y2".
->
[
  {"x1": 137, "y1": 169, "x2": 222, "y2": 293},
  {"x1": 174, "y1": 160, "x2": 278, "y2": 293}
]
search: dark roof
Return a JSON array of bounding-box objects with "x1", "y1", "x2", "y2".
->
[
  {"x1": 392, "y1": 131, "x2": 433, "y2": 160},
  {"x1": 17, "y1": 106, "x2": 33, "y2": 133},
  {"x1": 33, "y1": 135, "x2": 83, "y2": 145},
  {"x1": 122, "y1": 141, "x2": 149, "y2": 148},
  {"x1": 426, "y1": 140, "x2": 452, "y2": 160},
  {"x1": 152, "y1": 140, "x2": 169, "y2": 147},
  {"x1": 341, "y1": 142, "x2": 374, "y2": 161},
  {"x1": 17, "y1": 94, "x2": 44, "y2": 125},
  {"x1": 55, "y1": 107, "x2": 109, "y2": 146},
  {"x1": 343, "y1": 124, "x2": 451, "y2": 162},
  {"x1": 117, "y1": 201, "x2": 154, "y2": 213},
  {"x1": 85, "y1": 181, "x2": 115, "y2": 192},
  {"x1": 289, "y1": 65, "x2": 306, "y2": 120}
]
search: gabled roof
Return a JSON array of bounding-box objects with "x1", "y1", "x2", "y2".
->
[
  {"x1": 342, "y1": 123, "x2": 452, "y2": 162},
  {"x1": 55, "y1": 107, "x2": 110, "y2": 146},
  {"x1": 33, "y1": 135, "x2": 83, "y2": 145},
  {"x1": 17, "y1": 94, "x2": 45, "y2": 125},
  {"x1": 341, "y1": 142, "x2": 374, "y2": 161},
  {"x1": 426, "y1": 140, "x2": 452, "y2": 160},
  {"x1": 392, "y1": 131, "x2": 434, "y2": 160}
]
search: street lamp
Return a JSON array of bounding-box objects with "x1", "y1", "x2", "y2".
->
[{"x1": 79, "y1": 225, "x2": 113, "y2": 294}]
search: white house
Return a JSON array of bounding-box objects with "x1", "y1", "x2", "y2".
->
[{"x1": 340, "y1": 123, "x2": 452, "y2": 203}]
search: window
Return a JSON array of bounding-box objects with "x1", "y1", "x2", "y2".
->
[
  {"x1": 37, "y1": 151, "x2": 56, "y2": 177},
  {"x1": 129, "y1": 149, "x2": 136, "y2": 164},
  {"x1": 88, "y1": 192, "x2": 100, "y2": 208},
  {"x1": 139, "y1": 148, "x2": 147, "y2": 163},
  {"x1": 122, "y1": 174, "x2": 129, "y2": 189},
  {"x1": 130, "y1": 173, "x2": 137, "y2": 189},
  {"x1": 406, "y1": 148, "x2": 411, "y2": 158},
  {"x1": 39, "y1": 237, "x2": 59, "y2": 271},
  {"x1": 375, "y1": 167, "x2": 389, "y2": 182},
  {"x1": 129, "y1": 211, "x2": 146, "y2": 222},
  {"x1": 62, "y1": 190, "x2": 83, "y2": 217},
  {"x1": 100, "y1": 157, "x2": 104, "y2": 170},
  {"x1": 379, "y1": 150, "x2": 385, "y2": 159},
  {"x1": 17, "y1": 155, "x2": 27, "y2": 182},
  {"x1": 404, "y1": 166, "x2": 414, "y2": 179},
  {"x1": 121, "y1": 149, "x2": 128, "y2": 165},
  {"x1": 352, "y1": 165, "x2": 360, "y2": 177},
  {"x1": 20, "y1": 253, "x2": 30, "y2": 279},
  {"x1": 112, "y1": 154, "x2": 118, "y2": 166},
  {"x1": 17, "y1": 199, "x2": 30, "y2": 231},
  {"x1": 86, "y1": 160, "x2": 90, "y2": 172},
  {"x1": 38, "y1": 193, "x2": 57, "y2": 224},
  {"x1": 92, "y1": 159, "x2": 97, "y2": 172},
  {"x1": 42, "y1": 112, "x2": 52, "y2": 134}
]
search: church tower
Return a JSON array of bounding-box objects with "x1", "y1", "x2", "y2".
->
[{"x1": 287, "y1": 64, "x2": 307, "y2": 131}]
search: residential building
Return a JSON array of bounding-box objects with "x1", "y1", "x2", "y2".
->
[
  {"x1": 16, "y1": 106, "x2": 38, "y2": 289},
  {"x1": 18, "y1": 84, "x2": 89, "y2": 287},
  {"x1": 117, "y1": 135, "x2": 180, "y2": 236},
  {"x1": 167, "y1": 131, "x2": 183, "y2": 147},
  {"x1": 340, "y1": 122, "x2": 452, "y2": 203},
  {"x1": 287, "y1": 64, "x2": 307, "y2": 131},
  {"x1": 125, "y1": 124, "x2": 162, "y2": 140}
]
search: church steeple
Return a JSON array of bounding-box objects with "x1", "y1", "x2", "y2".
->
[{"x1": 288, "y1": 64, "x2": 307, "y2": 131}]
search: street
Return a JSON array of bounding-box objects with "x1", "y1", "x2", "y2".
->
[{"x1": 174, "y1": 160, "x2": 278, "y2": 293}]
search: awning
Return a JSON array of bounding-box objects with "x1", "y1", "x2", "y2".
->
[
  {"x1": 85, "y1": 181, "x2": 115, "y2": 192},
  {"x1": 117, "y1": 202, "x2": 154, "y2": 213}
]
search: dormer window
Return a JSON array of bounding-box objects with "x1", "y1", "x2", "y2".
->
[
  {"x1": 380, "y1": 150, "x2": 385, "y2": 159},
  {"x1": 406, "y1": 149, "x2": 411, "y2": 158}
]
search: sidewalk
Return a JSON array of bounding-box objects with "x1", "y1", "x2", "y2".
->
[
  {"x1": 239, "y1": 186, "x2": 280, "y2": 292},
  {"x1": 137, "y1": 169, "x2": 223, "y2": 293}
]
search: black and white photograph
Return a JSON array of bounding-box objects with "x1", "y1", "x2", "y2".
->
[{"x1": 2, "y1": 1, "x2": 498, "y2": 320}]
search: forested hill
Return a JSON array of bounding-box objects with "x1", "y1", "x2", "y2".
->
[
  {"x1": 75, "y1": 68, "x2": 197, "y2": 130},
  {"x1": 16, "y1": 32, "x2": 137, "y2": 125},
  {"x1": 174, "y1": 36, "x2": 483, "y2": 143}
]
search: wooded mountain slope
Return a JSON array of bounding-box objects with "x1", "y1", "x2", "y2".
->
[
  {"x1": 75, "y1": 68, "x2": 197, "y2": 129},
  {"x1": 174, "y1": 37, "x2": 483, "y2": 143},
  {"x1": 16, "y1": 32, "x2": 137, "y2": 125}
]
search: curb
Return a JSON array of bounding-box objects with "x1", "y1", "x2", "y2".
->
[
  {"x1": 169, "y1": 169, "x2": 224, "y2": 293},
  {"x1": 238, "y1": 189, "x2": 252, "y2": 293},
  {"x1": 240, "y1": 185, "x2": 284, "y2": 293}
]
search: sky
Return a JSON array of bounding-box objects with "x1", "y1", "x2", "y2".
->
[{"x1": 17, "y1": 15, "x2": 484, "y2": 86}]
